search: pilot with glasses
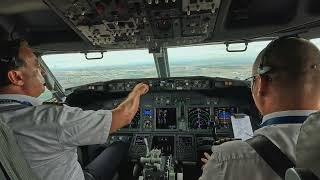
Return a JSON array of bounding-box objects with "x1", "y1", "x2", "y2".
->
[{"x1": 200, "y1": 37, "x2": 320, "y2": 180}]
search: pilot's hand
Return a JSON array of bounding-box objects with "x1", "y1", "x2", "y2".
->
[
  {"x1": 201, "y1": 152, "x2": 211, "y2": 169},
  {"x1": 132, "y1": 83, "x2": 149, "y2": 96},
  {"x1": 110, "y1": 83, "x2": 149, "y2": 134}
]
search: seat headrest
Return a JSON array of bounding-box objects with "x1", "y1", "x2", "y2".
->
[{"x1": 296, "y1": 112, "x2": 320, "y2": 178}]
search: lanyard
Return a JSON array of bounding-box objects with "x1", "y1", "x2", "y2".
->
[
  {"x1": 0, "y1": 99, "x2": 33, "y2": 106},
  {"x1": 260, "y1": 116, "x2": 308, "y2": 127}
]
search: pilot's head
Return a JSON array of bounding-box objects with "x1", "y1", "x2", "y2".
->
[
  {"x1": 251, "y1": 37, "x2": 320, "y2": 115},
  {"x1": 0, "y1": 40, "x2": 45, "y2": 97}
]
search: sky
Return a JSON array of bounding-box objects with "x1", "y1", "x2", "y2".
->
[
  {"x1": 43, "y1": 38, "x2": 320, "y2": 69},
  {"x1": 39, "y1": 38, "x2": 320, "y2": 99},
  {"x1": 42, "y1": 40, "x2": 272, "y2": 69}
]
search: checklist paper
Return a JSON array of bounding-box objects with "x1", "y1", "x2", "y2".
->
[{"x1": 231, "y1": 114, "x2": 254, "y2": 140}]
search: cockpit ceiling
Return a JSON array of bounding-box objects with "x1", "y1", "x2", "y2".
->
[{"x1": 1, "y1": 0, "x2": 320, "y2": 53}]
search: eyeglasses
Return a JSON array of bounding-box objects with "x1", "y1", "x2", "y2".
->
[
  {"x1": 245, "y1": 65, "x2": 272, "y2": 89},
  {"x1": 245, "y1": 75, "x2": 258, "y2": 89}
]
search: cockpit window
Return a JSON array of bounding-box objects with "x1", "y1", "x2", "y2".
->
[
  {"x1": 311, "y1": 38, "x2": 320, "y2": 45},
  {"x1": 168, "y1": 41, "x2": 270, "y2": 80},
  {"x1": 42, "y1": 49, "x2": 157, "y2": 89},
  {"x1": 38, "y1": 88, "x2": 53, "y2": 101},
  {"x1": 41, "y1": 38, "x2": 320, "y2": 94}
]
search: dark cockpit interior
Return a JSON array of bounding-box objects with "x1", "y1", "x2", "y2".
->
[{"x1": 1, "y1": 0, "x2": 320, "y2": 180}]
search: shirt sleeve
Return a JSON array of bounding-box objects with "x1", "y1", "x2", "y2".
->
[{"x1": 51, "y1": 105, "x2": 112, "y2": 148}]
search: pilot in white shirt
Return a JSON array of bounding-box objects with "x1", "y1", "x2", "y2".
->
[
  {"x1": 200, "y1": 110, "x2": 316, "y2": 180},
  {"x1": 200, "y1": 37, "x2": 320, "y2": 180},
  {"x1": 0, "y1": 40, "x2": 149, "y2": 180}
]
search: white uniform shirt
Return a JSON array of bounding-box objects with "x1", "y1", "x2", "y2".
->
[
  {"x1": 199, "y1": 110, "x2": 316, "y2": 180},
  {"x1": 0, "y1": 94, "x2": 112, "y2": 180}
]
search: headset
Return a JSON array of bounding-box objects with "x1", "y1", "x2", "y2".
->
[
  {"x1": 256, "y1": 35, "x2": 310, "y2": 76},
  {"x1": 0, "y1": 39, "x2": 25, "y2": 68},
  {"x1": 0, "y1": 39, "x2": 26, "y2": 86}
]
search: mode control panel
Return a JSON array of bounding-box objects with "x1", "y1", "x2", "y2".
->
[{"x1": 105, "y1": 77, "x2": 239, "y2": 93}]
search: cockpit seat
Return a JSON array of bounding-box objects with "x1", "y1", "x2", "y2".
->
[
  {"x1": 285, "y1": 112, "x2": 320, "y2": 180},
  {"x1": 0, "y1": 120, "x2": 39, "y2": 180},
  {"x1": 83, "y1": 142, "x2": 130, "y2": 180}
]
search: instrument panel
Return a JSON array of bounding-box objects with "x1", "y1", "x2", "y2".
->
[
  {"x1": 67, "y1": 77, "x2": 256, "y2": 163},
  {"x1": 103, "y1": 92, "x2": 245, "y2": 133},
  {"x1": 103, "y1": 91, "x2": 250, "y2": 162},
  {"x1": 104, "y1": 92, "x2": 243, "y2": 134}
]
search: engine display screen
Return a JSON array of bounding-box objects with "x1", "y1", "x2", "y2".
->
[
  {"x1": 156, "y1": 108, "x2": 177, "y2": 129},
  {"x1": 213, "y1": 107, "x2": 237, "y2": 128}
]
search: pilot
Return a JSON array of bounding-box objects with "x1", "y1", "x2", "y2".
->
[
  {"x1": 0, "y1": 39, "x2": 149, "y2": 180},
  {"x1": 199, "y1": 37, "x2": 320, "y2": 180}
]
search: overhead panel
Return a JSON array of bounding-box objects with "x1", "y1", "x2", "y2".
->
[{"x1": 44, "y1": 0, "x2": 221, "y2": 50}]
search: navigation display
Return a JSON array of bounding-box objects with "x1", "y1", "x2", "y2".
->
[
  {"x1": 156, "y1": 108, "x2": 177, "y2": 129},
  {"x1": 213, "y1": 107, "x2": 237, "y2": 129}
]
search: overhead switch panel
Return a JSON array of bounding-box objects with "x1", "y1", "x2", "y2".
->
[{"x1": 44, "y1": 0, "x2": 221, "y2": 49}]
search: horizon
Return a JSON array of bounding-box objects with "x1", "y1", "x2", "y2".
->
[
  {"x1": 43, "y1": 38, "x2": 320, "y2": 70},
  {"x1": 43, "y1": 41, "x2": 270, "y2": 70},
  {"x1": 41, "y1": 38, "x2": 320, "y2": 89}
]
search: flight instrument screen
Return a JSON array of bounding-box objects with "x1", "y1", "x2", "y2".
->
[
  {"x1": 156, "y1": 108, "x2": 177, "y2": 129},
  {"x1": 214, "y1": 107, "x2": 237, "y2": 129}
]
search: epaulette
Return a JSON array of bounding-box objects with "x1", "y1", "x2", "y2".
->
[
  {"x1": 213, "y1": 138, "x2": 242, "y2": 145},
  {"x1": 42, "y1": 102, "x2": 65, "y2": 106}
]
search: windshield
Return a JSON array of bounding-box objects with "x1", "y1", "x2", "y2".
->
[
  {"x1": 168, "y1": 41, "x2": 270, "y2": 80},
  {"x1": 43, "y1": 41, "x2": 270, "y2": 91},
  {"x1": 43, "y1": 39, "x2": 320, "y2": 91},
  {"x1": 42, "y1": 49, "x2": 157, "y2": 89}
]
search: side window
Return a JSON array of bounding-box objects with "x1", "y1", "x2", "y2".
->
[
  {"x1": 37, "y1": 88, "x2": 53, "y2": 102},
  {"x1": 311, "y1": 38, "x2": 320, "y2": 47}
]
